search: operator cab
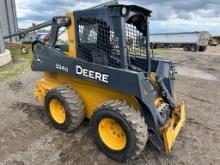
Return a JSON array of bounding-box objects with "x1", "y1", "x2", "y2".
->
[
  {"x1": 49, "y1": 5, "x2": 152, "y2": 72},
  {"x1": 74, "y1": 5, "x2": 151, "y2": 71}
]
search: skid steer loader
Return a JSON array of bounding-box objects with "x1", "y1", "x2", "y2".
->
[{"x1": 32, "y1": 3, "x2": 185, "y2": 162}]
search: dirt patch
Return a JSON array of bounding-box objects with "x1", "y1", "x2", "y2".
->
[
  {"x1": 0, "y1": 46, "x2": 220, "y2": 164},
  {"x1": 177, "y1": 66, "x2": 217, "y2": 80},
  {"x1": 10, "y1": 102, "x2": 49, "y2": 125},
  {"x1": 7, "y1": 80, "x2": 24, "y2": 92}
]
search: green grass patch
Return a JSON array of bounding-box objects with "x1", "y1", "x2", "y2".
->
[
  {"x1": 5, "y1": 43, "x2": 32, "y2": 60},
  {"x1": 0, "y1": 44, "x2": 33, "y2": 81},
  {"x1": 152, "y1": 49, "x2": 169, "y2": 57},
  {"x1": 128, "y1": 47, "x2": 169, "y2": 57}
]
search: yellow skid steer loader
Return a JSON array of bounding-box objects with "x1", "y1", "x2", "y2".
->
[{"x1": 32, "y1": 3, "x2": 185, "y2": 162}]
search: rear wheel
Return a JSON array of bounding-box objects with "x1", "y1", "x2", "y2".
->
[
  {"x1": 45, "y1": 86, "x2": 85, "y2": 132},
  {"x1": 183, "y1": 44, "x2": 191, "y2": 51},
  {"x1": 190, "y1": 44, "x2": 198, "y2": 52},
  {"x1": 199, "y1": 46, "x2": 207, "y2": 52},
  {"x1": 91, "y1": 100, "x2": 148, "y2": 162}
]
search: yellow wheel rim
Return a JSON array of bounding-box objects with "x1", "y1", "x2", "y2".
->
[
  {"x1": 98, "y1": 118, "x2": 127, "y2": 151},
  {"x1": 49, "y1": 99, "x2": 66, "y2": 124}
]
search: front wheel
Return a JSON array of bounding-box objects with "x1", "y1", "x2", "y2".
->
[{"x1": 91, "y1": 100, "x2": 148, "y2": 162}]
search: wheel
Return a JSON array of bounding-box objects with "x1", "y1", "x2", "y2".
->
[
  {"x1": 199, "y1": 46, "x2": 207, "y2": 52},
  {"x1": 45, "y1": 86, "x2": 85, "y2": 132},
  {"x1": 183, "y1": 44, "x2": 191, "y2": 51},
  {"x1": 190, "y1": 45, "x2": 198, "y2": 52},
  {"x1": 21, "y1": 46, "x2": 28, "y2": 54},
  {"x1": 91, "y1": 100, "x2": 148, "y2": 162}
]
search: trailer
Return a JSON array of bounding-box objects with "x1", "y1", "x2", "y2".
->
[{"x1": 150, "y1": 31, "x2": 210, "y2": 52}]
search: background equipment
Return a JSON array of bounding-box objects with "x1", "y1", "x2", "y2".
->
[{"x1": 150, "y1": 31, "x2": 210, "y2": 52}]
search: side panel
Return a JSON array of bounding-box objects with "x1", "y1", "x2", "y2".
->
[
  {"x1": 32, "y1": 43, "x2": 142, "y2": 98},
  {"x1": 34, "y1": 73, "x2": 140, "y2": 118}
]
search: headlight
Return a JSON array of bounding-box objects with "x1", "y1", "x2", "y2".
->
[{"x1": 121, "y1": 7, "x2": 128, "y2": 16}]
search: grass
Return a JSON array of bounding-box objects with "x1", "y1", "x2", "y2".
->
[
  {"x1": 129, "y1": 47, "x2": 169, "y2": 57},
  {"x1": 152, "y1": 49, "x2": 169, "y2": 57},
  {"x1": 0, "y1": 44, "x2": 33, "y2": 81}
]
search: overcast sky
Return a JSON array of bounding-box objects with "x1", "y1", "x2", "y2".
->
[{"x1": 15, "y1": 0, "x2": 220, "y2": 35}]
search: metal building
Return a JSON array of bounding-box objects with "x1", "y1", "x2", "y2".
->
[
  {"x1": 0, "y1": 22, "x2": 5, "y2": 53},
  {"x1": 0, "y1": 21, "x2": 11, "y2": 67},
  {"x1": 0, "y1": 0, "x2": 18, "y2": 42}
]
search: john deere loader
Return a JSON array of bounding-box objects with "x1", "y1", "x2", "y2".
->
[{"x1": 32, "y1": 3, "x2": 185, "y2": 161}]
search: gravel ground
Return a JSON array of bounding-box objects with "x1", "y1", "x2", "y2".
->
[{"x1": 0, "y1": 46, "x2": 219, "y2": 165}]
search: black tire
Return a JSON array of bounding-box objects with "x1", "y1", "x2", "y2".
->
[
  {"x1": 199, "y1": 46, "x2": 207, "y2": 52},
  {"x1": 183, "y1": 44, "x2": 191, "y2": 51},
  {"x1": 45, "y1": 86, "x2": 85, "y2": 132},
  {"x1": 91, "y1": 100, "x2": 148, "y2": 162},
  {"x1": 190, "y1": 45, "x2": 198, "y2": 52}
]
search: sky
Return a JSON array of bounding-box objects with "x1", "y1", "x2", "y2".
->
[{"x1": 15, "y1": 0, "x2": 220, "y2": 35}]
